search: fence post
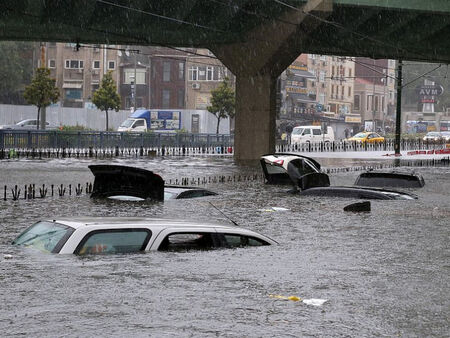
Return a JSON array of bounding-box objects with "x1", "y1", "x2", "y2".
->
[
  {"x1": 27, "y1": 131, "x2": 32, "y2": 148},
  {"x1": 0, "y1": 130, "x2": 4, "y2": 149}
]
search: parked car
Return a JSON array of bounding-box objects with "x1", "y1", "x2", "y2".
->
[
  {"x1": 346, "y1": 132, "x2": 384, "y2": 143},
  {"x1": 423, "y1": 131, "x2": 442, "y2": 142},
  {"x1": 12, "y1": 217, "x2": 277, "y2": 254},
  {"x1": 0, "y1": 119, "x2": 57, "y2": 130},
  {"x1": 439, "y1": 131, "x2": 450, "y2": 142},
  {"x1": 260, "y1": 153, "x2": 417, "y2": 200},
  {"x1": 89, "y1": 165, "x2": 217, "y2": 201},
  {"x1": 290, "y1": 125, "x2": 335, "y2": 145}
]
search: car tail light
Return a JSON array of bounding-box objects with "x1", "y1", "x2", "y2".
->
[{"x1": 273, "y1": 159, "x2": 284, "y2": 166}]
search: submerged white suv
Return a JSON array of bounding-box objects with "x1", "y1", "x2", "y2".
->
[{"x1": 12, "y1": 217, "x2": 277, "y2": 255}]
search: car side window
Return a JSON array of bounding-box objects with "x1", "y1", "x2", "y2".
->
[
  {"x1": 222, "y1": 234, "x2": 269, "y2": 248},
  {"x1": 312, "y1": 129, "x2": 321, "y2": 136},
  {"x1": 303, "y1": 128, "x2": 311, "y2": 135},
  {"x1": 133, "y1": 120, "x2": 145, "y2": 128},
  {"x1": 158, "y1": 232, "x2": 216, "y2": 252},
  {"x1": 75, "y1": 229, "x2": 151, "y2": 255}
]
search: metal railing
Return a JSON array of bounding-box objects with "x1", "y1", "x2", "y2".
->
[{"x1": 0, "y1": 130, "x2": 234, "y2": 149}]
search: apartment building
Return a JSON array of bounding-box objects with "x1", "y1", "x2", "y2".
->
[
  {"x1": 44, "y1": 43, "x2": 121, "y2": 108},
  {"x1": 353, "y1": 58, "x2": 396, "y2": 131},
  {"x1": 307, "y1": 54, "x2": 355, "y2": 117},
  {"x1": 185, "y1": 49, "x2": 234, "y2": 110}
]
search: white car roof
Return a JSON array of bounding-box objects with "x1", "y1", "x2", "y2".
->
[{"x1": 50, "y1": 217, "x2": 238, "y2": 231}]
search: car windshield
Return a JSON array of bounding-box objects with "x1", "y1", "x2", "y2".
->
[
  {"x1": 292, "y1": 128, "x2": 304, "y2": 135},
  {"x1": 426, "y1": 132, "x2": 440, "y2": 136},
  {"x1": 12, "y1": 221, "x2": 73, "y2": 253},
  {"x1": 352, "y1": 133, "x2": 366, "y2": 138},
  {"x1": 120, "y1": 119, "x2": 135, "y2": 128}
]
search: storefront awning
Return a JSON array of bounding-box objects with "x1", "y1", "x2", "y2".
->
[{"x1": 63, "y1": 82, "x2": 83, "y2": 89}]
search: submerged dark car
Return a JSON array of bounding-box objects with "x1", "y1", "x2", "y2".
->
[
  {"x1": 260, "y1": 153, "x2": 417, "y2": 200},
  {"x1": 89, "y1": 165, "x2": 217, "y2": 201},
  {"x1": 355, "y1": 169, "x2": 425, "y2": 188}
]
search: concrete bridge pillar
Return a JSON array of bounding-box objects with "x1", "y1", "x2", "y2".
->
[
  {"x1": 210, "y1": 0, "x2": 331, "y2": 161},
  {"x1": 234, "y1": 74, "x2": 277, "y2": 162}
]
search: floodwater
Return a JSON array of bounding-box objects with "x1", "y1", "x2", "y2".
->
[{"x1": 0, "y1": 156, "x2": 449, "y2": 337}]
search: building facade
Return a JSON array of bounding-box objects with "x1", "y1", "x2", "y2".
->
[
  {"x1": 353, "y1": 58, "x2": 396, "y2": 131},
  {"x1": 44, "y1": 43, "x2": 121, "y2": 108}
]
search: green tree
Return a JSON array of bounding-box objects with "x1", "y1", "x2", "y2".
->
[
  {"x1": 23, "y1": 67, "x2": 59, "y2": 129},
  {"x1": 207, "y1": 78, "x2": 235, "y2": 134},
  {"x1": 92, "y1": 71, "x2": 121, "y2": 131}
]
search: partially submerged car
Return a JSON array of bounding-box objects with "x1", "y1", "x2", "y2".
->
[
  {"x1": 12, "y1": 217, "x2": 277, "y2": 254},
  {"x1": 260, "y1": 153, "x2": 417, "y2": 200},
  {"x1": 355, "y1": 169, "x2": 425, "y2": 188},
  {"x1": 89, "y1": 165, "x2": 217, "y2": 201}
]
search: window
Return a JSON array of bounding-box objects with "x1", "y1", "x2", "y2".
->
[
  {"x1": 354, "y1": 95, "x2": 360, "y2": 110},
  {"x1": 303, "y1": 128, "x2": 311, "y2": 135},
  {"x1": 177, "y1": 89, "x2": 184, "y2": 108},
  {"x1": 375, "y1": 96, "x2": 379, "y2": 112},
  {"x1": 319, "y1": 71, "x2": 325, "y2": 82},
  {"x1": 178, "y1": 62, "x2": 184, "y2": 80},
  {"x1": 331, "y1": 66, "x2": 335, "y2": 77},
  {"x1": 206, "y1": 66, "x2": 213, "y2": 81},
  {"x1": 12, "y1": 221, "x2": 74, "y2": 254},
  {"x1": 222, "y1": 234, "x2": 269, "y2": 248},
  {"x1": 108, "y1": 61, "x2": 115, "y2": 70},
  {"x1": 163, "y1": 62, "x2": 171, "y2": 82},
  {"x1": 348, "y1": 68, "x2": 352, "y2": 77},
  {"x1": 198, "y1": 67, "x2": 206, "y2": 81},
  {"x1": 93, "y1": 60, "x2": 100, "y2": 69},
  {"x1": 133, "y1": 120, "x2": 145, "y2": 128},
  {"x1": 162, "y1": 89, "x2": 170, "y2": 108},
  {"x1": 158, "y1": 233, "x2": 216, "y2": 252},
  {"x1": 312, "y1": 129, "x2": 321, "y2": 135},
  {"x1": 124, "y1": 68, "x2": 146, "y2": 84},
  {"x1": 320, "y1": 55, "x2": 327, "y2": 61},
  {"x1": 65, "y1": 60, "x2": 83, "y2": 69},
  {"x1": 348, "y1": 87, "x2": 351, "y2": 97},
  {"x1": 189, "y1": 66, "x2": 198, "y2": 81},
  {"x1": 48, "y1": 59, "x2": 56, "y2": 68},
  {"x1": 75, "y1": 229, "x2": 152, "y2": 255},
  {"x1": 367, "y1": 95, "x2": 372, "y2": 111}
]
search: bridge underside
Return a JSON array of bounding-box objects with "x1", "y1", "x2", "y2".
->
[{"x1": 1, "y1": 0, "x2": 449, "y2": 161}]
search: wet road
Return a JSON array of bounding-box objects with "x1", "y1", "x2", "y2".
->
[{"x1": 0, "y1": 156, "x2": 449, "y2": 337}]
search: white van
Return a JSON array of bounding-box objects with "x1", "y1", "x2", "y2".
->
[{"x1": 290, "y1": 125, "x2": 335, "y2": 145}]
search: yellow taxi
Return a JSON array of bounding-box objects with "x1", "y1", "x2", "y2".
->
[{"x1": 347, "y1": 132, "x2": 385, "y2": 143}]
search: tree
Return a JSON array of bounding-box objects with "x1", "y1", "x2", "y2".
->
[
  {"x1": 23, "y1": 67, "x2": 59, "y2": 129},
  {"x1": 207, "y1": 78, "x2": 235, "y2": 134},
  {"x1": 92, "y1": 71, "x2": 121, "y2": 131}
]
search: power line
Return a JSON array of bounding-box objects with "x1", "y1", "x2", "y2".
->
[{"x1": 96, "y1": 0, "x2": 227, "y2": 33}]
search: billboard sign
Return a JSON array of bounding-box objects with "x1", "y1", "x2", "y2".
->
[{"x1": 150, "y1": 111, "x2": 181, "y2": 130}]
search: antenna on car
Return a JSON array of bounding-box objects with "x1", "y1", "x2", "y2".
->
[{"x1": 208, "y1": 202, "x2": 239, "y2": 226}]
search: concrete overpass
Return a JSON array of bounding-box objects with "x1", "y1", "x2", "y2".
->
[{"x1": 1, "y1": 0, "x2": 450, "y2": 161}]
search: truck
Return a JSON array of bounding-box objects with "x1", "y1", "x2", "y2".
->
[
  {"x1": 290, "y1": 125, "x2": 335, "y2": 145},
  {"x1": 117, "y1": 110, "x2": 181, "y2": 132}
]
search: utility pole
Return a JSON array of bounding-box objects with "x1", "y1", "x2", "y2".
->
[
  {"x1": 394, "y1": 60, "x2": 403, "y2": 156},
  {"x1": 39, "y1": 43, "x2": 46, "y2": 130}
]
